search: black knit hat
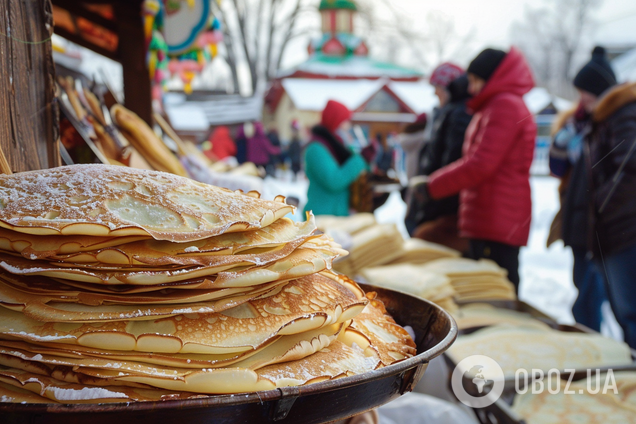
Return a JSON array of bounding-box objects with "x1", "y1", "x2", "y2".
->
[
  {"x1": 467, "y1": 48, "x2": 507, "y2": 81},
  {"x1": 573, "y1": 46, "x2": 617, "y2": 96}
]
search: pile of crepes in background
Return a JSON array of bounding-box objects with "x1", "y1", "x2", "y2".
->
[
  {"x1": 512, "y1": 371, "x2": 636, "y2": 424},
  {"x1": 0, "y1": 165, "x2": 415, "y2": 404},
  {"x1": 316, "y1": 214, "x2": 516, "y2": 312},
  {"x1": 57, "y1": 76, "x2": 263, "y2": 194},
  {"x1": 449, "y1": 303, "x2": 636, "y2": 423},
  {"x1": 448, "y1": 319, "x2": 633, "y2": 379}
]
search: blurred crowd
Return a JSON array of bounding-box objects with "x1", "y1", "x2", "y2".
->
[
  {"x1": 199, "y1": 45, "x2": 636, "y2": 350},
  {"x1": 301, "y1": 46, "x2": 636, "y2": 351}
]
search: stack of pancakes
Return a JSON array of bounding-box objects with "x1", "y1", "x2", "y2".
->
[
  {"x1": 418, "y1": 258, "x2": 516, "y2": 302},
  {"x1": 333, "y1": 224, "x2": 405, "y2": 276},
  {"x1": 360, "y1": 264, "x2": 458, "y2": 313},
  {"x1": 0, "y1": 165, "x2": 415, "y2": 403},
  {"x1": 315, "y1": 213, "x2": 377, "y2": 236},
  {"x1": 387, "y1": 238, "x2": 460, "y2": 265}
]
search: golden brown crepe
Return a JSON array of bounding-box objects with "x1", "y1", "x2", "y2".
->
[
  {"x1": 0, "y1": 216, "x2": 317, "y2": 265},
  {"x1": 0, "y1": 165, "x2": 293, "y2": 241},
  {"x1": 0, "y1": 273, "x2": 367, "y2": 352}
]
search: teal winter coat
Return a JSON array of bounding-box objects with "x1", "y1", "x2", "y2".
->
[{"x1": 303, "y1": 142, "x2": 367, "y2": 216}]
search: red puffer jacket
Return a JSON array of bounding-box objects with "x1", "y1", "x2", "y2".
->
[{"x1": 428, "y1": 47, "x2": 536, "y2": 247}]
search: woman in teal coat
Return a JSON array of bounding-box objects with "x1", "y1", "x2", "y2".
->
[{"x1": 303, "y1": 100, "x2": 372, "y2": 216}]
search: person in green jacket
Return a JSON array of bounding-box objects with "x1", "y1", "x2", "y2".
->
[{"x1": 304, "y1": 100, "x2": 374, "y2": 216}]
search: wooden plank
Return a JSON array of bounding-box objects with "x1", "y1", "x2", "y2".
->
[
  {"x1": 114, "y1": 0, "x2": 152, "y2": 126},
  {"x1": 0, "y1": 0, "x2": 60, "y2": 173}
]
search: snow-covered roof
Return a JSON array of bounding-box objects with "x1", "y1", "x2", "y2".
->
[
  {"x1": 352, "y1": 112, "x2": 417, "y2": 123},
  {"x1": 523, "y1": 87, "x2": 572, "y2": 115},
  {"x1": 164, "y1": 102, "x2": 210, "y2": 132},
  {"x1": 281, "y1": 78, "x2": 438, "y2": 115},
  {"x1": 164, "y1": 92, "x2": 263, "y2": 130},
  {"x1": 282, "y1": 78, "x2": 385, "y2": 111},
  {"x1": 613, "y1": 48, "x2": 636, "y2": 83},
  {"x1": 388, "y1": 81, "x2": 438, "y2": 114},
  {"x1": 284, "y1": 54, "x2": 422, "y2": 79}
]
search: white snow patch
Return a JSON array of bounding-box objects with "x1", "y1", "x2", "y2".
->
[{"x1": 50, "y1": 387, "x2": 128, "y2": 401}]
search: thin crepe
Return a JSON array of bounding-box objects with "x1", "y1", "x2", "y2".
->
[
  {"x1": 0, "y1": 165, "x2": 293, "y2": 241},
  {"x1": 0, "y1": 273, "x2": 367, "y2": 353},
  {"x1": 16, "y1": 217, "x2": 317, "y2": 266},
  {"x1": 0, "y1": 241, "x2": 341, "y2": 286}
]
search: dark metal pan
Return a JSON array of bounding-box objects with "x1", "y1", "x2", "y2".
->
[{"x1": 0, "y1": 283, "x2": 457, "y2": 424}]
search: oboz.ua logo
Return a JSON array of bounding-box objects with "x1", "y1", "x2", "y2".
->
[
  {"x1": 451, "y1": 355, "x2": 505, "y2": 408},
  {"x1": 451, "y1": 355, "x2": 620, "y2": 408}
]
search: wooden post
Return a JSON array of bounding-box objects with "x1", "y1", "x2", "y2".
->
[
  {"x1": 0, "y1": 0, "x2": 60, "y2": 172},
  {"x1": 114, "y1": 0, "x2": 153, "y2": 126}
]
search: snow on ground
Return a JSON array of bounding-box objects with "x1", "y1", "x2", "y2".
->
[{"x1": 519, "y1": 177, "x2": 576, "y2": 323}]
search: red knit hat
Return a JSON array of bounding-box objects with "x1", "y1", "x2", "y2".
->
[
  {"x1": 414, "y1": 113, "x2": 427, "y2": 125},
  {"x1": 321, "y1": 100, "x2": 352, "y2": 132},
  {"x1": 430, "y1": 62, "x2": 464, "y2": 88}
]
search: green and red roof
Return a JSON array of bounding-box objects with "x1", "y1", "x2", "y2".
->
[{"x1": 319, "y1": 0, "x2": 357, "y2": 11}]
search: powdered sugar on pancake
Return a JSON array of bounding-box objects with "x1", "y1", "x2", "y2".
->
[{"x1": 0, "y1": 165, "x2": 293, "y2": 241}]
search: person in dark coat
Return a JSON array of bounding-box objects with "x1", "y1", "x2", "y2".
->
[
  {"x1": 411, "y1": 74, "x2": 472, "y2": 253},
  {"x1": 404, "y1": 63, "x2": 463, "y2": 237},
  {"x1": 419, "y1": 47, "x2": 537, "y2": 291},
  {"x1": 235, "y1": 124, "x2": 249, "y2": 164},
  {"x1": 288, "y1": 121, "x2": 303, "y2": 180},
  {"x1": 576, "y1": 46, "x2": 636, "y2": 347},
  {"x1": 374, "y1": 133, "x2": 394, "y2": 175},
  {"x1": 265, "y1": 127, "x2": 282, "y2": 177},
  {"x1": 548, "y1": 101, "x2": 607, "y2": 332}
]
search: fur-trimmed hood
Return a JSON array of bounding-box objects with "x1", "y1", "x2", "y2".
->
[{"x1": 593, "y1": 82, "x2": 636, "y2": 123}]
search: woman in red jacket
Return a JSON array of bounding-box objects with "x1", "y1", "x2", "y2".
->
[{"x1": 424, "y1": 47, "x2": 536, "y2": 290}]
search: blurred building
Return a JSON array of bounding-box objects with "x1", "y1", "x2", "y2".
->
[
  {"x1": 265, "y1": 0, "x2": 434, "y2": 142},
  {"x1": 164, "y1": 91, "x2": 263, "y2": 142}
]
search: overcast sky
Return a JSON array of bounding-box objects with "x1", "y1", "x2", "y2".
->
[
  {"x1": 281, "y1": 0, "x2": 636, "y2": 71},
  {"x1": 394, "y1": 0, "x2": 636, "y2": 48}
]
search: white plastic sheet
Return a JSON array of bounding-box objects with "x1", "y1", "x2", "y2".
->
[{"x1": 377, "y1": 393, "x2": 479, "y2": 424}]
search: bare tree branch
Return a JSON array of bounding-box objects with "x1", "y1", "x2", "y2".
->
[
  {"x1": 273, "y1": 0, "x2": 304, "y2": 79},
  {"x1": 512, "y1": 0, "x2": 600, "y2": 98}
]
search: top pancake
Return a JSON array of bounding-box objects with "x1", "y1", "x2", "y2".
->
[{"x1": 0, "y1": 165, "x2": 293, "y2": 241}]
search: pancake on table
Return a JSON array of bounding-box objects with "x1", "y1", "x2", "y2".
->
[
  {"x1": 0, "y1": 165, "x2": 416, "y2": 401},
  {"x1": 511, "y1": 372, "x2": 636, "y2": 424},
  {"x1": 448, "y1": 324, "x2": 632, "y2": 380}
]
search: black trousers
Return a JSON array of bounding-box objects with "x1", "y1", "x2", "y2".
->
[{"x1": 468, "y1": 239, "x2": 521, "y2": 292}]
